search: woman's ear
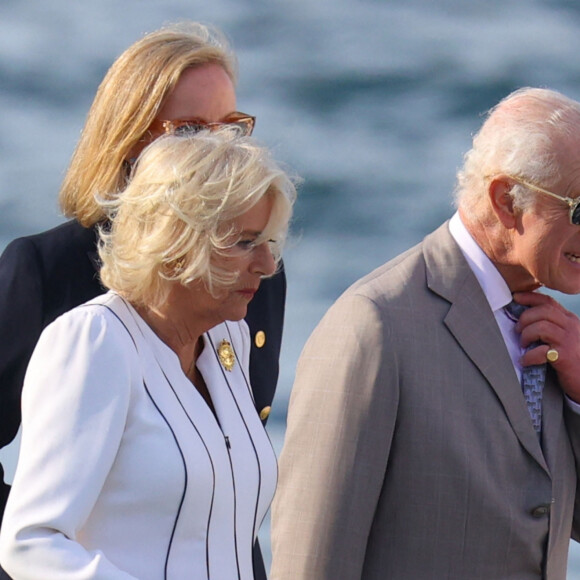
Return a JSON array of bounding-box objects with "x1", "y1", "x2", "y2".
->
[{"x1": 488, "y1": 175, "x2": 518, "y2": 229}]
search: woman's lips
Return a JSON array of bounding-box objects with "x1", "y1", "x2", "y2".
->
[{"x1": 237, "y1": 287, "x2": 258, "y2": 298}]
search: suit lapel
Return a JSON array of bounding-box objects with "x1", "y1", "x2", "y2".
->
[
  {"x1": 540, "y1": 369, "x2": 564, "y2": 470},
  {"x1": 423, "y1": 223, "x2": 548, "y2": 472}
]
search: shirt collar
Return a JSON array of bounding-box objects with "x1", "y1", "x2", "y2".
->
[{"x1": 449, "y1": 212, "x2": 512, "y2": 313}]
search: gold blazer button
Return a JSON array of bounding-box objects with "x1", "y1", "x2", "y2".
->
[
  {"x1": 255, "y1": 330, "x2": 266, "y2": 348},
  {"x1": 259, "y1": 406, "x2": 271, "y2": 421}
]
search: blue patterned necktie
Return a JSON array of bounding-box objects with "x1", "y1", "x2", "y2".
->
[{"x1": 504, "y1": 301, "x2": 546, "y2": 434}]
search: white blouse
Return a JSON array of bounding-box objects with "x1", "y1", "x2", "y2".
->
[{"x1": 0, "y1": 292, "x2": 277, "y2": 579}]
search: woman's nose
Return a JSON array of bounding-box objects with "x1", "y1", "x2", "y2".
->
[{"x1": 251, "y1": 242, "x2": 276, "y2": 277}]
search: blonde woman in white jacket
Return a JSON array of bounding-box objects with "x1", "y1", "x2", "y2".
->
[{"x1": 0, "y1": 128, "x2": 296, "y2": 580}]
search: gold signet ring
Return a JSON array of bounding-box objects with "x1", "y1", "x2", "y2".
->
[{"x1": 546, "y1": 348, "x2": 559, "y2": 363}]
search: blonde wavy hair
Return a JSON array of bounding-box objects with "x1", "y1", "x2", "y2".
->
[
  {"x1": 59, "y1": 21, "x2": 237, "y2": 227},
  {"x1": 98, "y1": 128, "x2": 297, "y2": 309}
]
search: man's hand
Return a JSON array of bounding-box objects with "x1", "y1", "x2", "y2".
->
[{"x1": 513, "y1": 291, "x2": 580, "y2": 403}]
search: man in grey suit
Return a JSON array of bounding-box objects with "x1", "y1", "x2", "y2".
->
[{"x1": 271, "y1": 87, "x2": 580, "y2": 579}]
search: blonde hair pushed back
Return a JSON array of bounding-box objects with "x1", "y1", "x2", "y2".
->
[
  {"x1": 59, "y1": 22, "x2": 237, "y2": 227},
  {"x1": 98, "y1": 128, "x2": 297, "y2": 309}
]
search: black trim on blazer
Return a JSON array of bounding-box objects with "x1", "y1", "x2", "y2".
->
[
  {"x1": 207, "y1": 324, "x2": 266, "y2": 580},
  {"x1": 117, "y1": 298, "x2": 224, "y2": 579},
  {"x1": 100, "y1": 300, "x2": 190, "y2": 580},
  {"x1": 142, "y1": 380, "x2": 189, "y2": 580}
]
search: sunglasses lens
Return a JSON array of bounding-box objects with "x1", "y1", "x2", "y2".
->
[
  {"x1": 173, "y1": 122, "x2": 206, "y2": 135},
  {"x1": 222, "y1": 113, "x2": 255, "y2": 136},
  {"x1": 219, "y1": 117, "x2": 252, "y2": 136},
  {"x1": 232, "y1": 120, "x2": 254, "y2": 136},
  {"x1": 572, "y1": 203, "x2": 580, "y2": 225}
]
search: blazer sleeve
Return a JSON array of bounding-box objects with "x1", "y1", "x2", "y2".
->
[
  {"x1": 0, "y1": 307, "x2": 138, "y2": 580},
  {"x1": 0, "y1": 238, "x2": 45, "y2": 451},
  {"x1": 244, "y1": 262, "x2": 286, "y2": 421},
  {"x1": 270, "y1": 293, "x2": 399, "y2": 580}
]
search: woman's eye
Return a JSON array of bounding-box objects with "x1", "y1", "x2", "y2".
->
[{"x1": 236, "y1": 239, "x2": 256, "y2": 250}]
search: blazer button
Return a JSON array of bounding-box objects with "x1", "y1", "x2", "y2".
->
[
  {"x1": 530, "y1": 504, "x2": 551, "y2": 518},
  {"x1": 255, "y1": 331, "x2": 266, "y2": 348},
  {"x1": 259, "y1": 406, "x2": 271, "y2": 421}
]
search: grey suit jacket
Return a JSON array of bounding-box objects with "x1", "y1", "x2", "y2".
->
[{"x1": 271, "y1": 222, "x2": 580, "y2": 580}]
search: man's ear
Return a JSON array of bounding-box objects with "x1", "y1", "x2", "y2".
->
[{"x1": 488, "y1": 175, "x2": 518, "y2": 228}]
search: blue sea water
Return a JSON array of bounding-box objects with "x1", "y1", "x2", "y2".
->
[{"x1": 2, "y1": 0, "x2": 580, "y2": 575}]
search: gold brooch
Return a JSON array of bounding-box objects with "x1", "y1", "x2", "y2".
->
[{"x1": 218, "y1": 339, "x2": 235, "y2": 371}]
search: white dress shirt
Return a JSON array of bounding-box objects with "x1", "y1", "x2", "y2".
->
[{"x1": 0, "y1": 291, "x2": 277, "y2": 579}]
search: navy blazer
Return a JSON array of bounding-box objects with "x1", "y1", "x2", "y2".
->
[{"x1": 0, "y1": 219, "x2": 285, "y2": 580}]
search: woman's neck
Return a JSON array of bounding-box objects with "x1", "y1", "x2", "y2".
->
[{"x1": 135, "y1": 301, "x2": 204, "y2": 375}]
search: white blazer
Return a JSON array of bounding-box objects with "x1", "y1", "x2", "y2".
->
[{"x1": 0, "y1": 292, "x2": 277, "y2": 579}]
